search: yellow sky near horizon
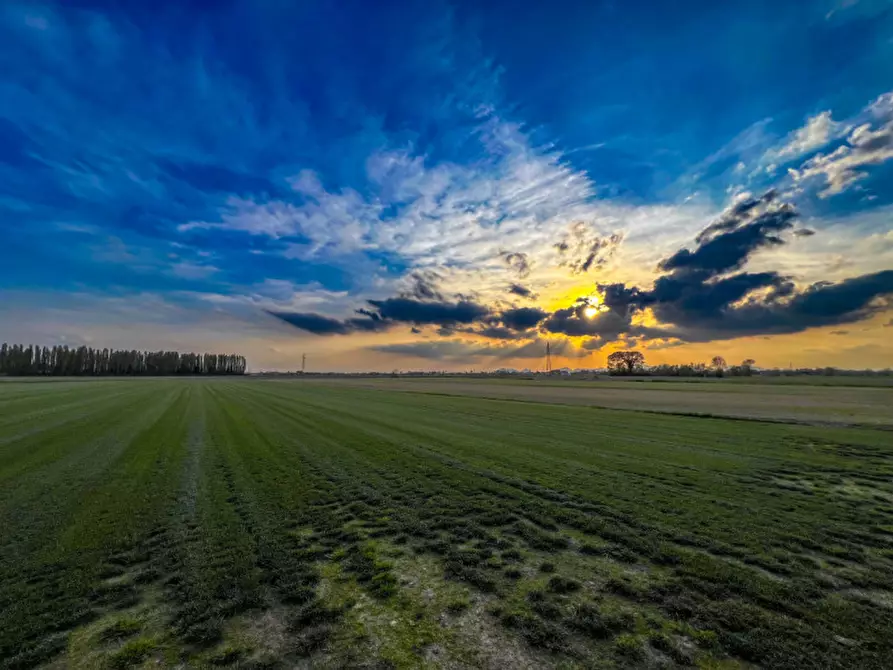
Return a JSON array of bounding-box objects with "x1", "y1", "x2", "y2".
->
[{"x1": 244, "y1": 310, "x2": 893, "y2": 373}]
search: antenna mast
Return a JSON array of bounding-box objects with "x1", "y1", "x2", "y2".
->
[{"x1": 302, "y1": 353, "x2": 306, "y2": 374}]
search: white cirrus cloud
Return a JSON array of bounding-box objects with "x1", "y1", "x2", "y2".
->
[
  {"x1": 763, "y1": 110, "x2": 848, "y2": 165},
  {"x1": 786, "y1": 91, "x2": 893, "y2": 197},
  {"x1": 180, "y1": 114, "x2": 714, "y2": 302},
  {"x1": 789, "y1": 121, "x2": 893, "y2": 197}
]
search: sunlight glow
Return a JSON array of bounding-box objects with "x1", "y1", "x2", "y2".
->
[{"x1": 582, "y1": 291, "x2": 609, "y2": 319}]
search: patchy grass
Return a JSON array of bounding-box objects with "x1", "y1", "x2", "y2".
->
[
  {"x1": 298, "y1": 375, "x2": 893, "y2": 426},
  {"x1": 1, "y1": 379, "x2": 892, "y2": 668},
  {"x1": 107, "y1": 637, "x2": 158, "y2": 669}
]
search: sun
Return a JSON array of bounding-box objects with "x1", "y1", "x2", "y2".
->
[{"x1": 583, "y1": 292, "x2": 607, "y2": 319}]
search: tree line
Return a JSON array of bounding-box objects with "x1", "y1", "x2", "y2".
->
[
  {"x1": 606, "y1": 351, "x2": 756, "y2": 377},
  {"x1": 604, "y1": 352, "x2": 892, "y2": 377},
  {"x1": 0, "y1": 343, "x2": 247, "y2": 376}
]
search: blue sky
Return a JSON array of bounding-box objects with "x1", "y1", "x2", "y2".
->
[{"x1": 1, "y1": 0, "x2": 892, "y2": 370}]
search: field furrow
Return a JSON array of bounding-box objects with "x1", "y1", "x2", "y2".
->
[{"x1": 1, "y1": 378, "x2": 891, "y2": 669}]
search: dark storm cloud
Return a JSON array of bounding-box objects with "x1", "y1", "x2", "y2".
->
[
  {"x1": 542, "y1": 303, "x2": 633, "y2": 338},
  {"x1": 370, "y1": 341, "x2": 476, "y2": 360},
  {"x1": 267, "y1": 310, "x2": 389, "y2": 335},
  {"x1": 730, "y1": 270, "x2": 893, "y2": 334},
  {"x1": 693, "y1": 190, "x2": 777, "y2": 242},
  {"x1": 500, "y1": 307, "x2": 548, "y2": 331},
  {"x1": 367, "y1": 297, "x2": 491, "y2": 325},
  {"x1": 403, "y1": 271, "x2": 445, "y2": 301},
  {"x1": 541, "y1": 191, "x2": 893, "y2": 343},
  {"x1": 274, "y1": 191, "x2": 893, "y2": 344},
  {"x1": 580, "y1": 337, "x2": 604, "y2": 351},
  {"x1": 636, "y1": 271, "x2": 893, "y2": 342},
  {"x1": 269, "y1": 311, "x2": 348, "y2": 334},
  {"x1": 598, "y1": 283, "x2": 649, "y2": 312},
  {"x1": 463, "y1": 326, "x2": 530, "y2": 340},
  {"x1": 660, "y1": 192, "x2": 796, "y2": 277},
  {"x1": 648, "y1": 271, "x2": 792, "y2": 317},
  {"x1": 634, "y1": 267, "x2": 893, "y2": 342},
  {"x1": 452, "y1": 306, "x2": 546, "y2": 340},
  {"x1": 269, "y1": 290, "x2": 492, "y2": 336},
  {"x1": 507, "y1": 283, "x2": 537, "y2": 299}
]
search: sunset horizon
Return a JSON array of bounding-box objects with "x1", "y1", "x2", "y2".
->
[{"x1": 2, "y1": 1, "x2": 891, "y2": 372}]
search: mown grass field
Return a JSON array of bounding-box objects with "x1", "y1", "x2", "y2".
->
[
  {"x1": 302, "y1": 376, "x2": 893, "y2": 427},
  {"x1": 1, "y1": 379, "x2": 892, "y2": 669}
]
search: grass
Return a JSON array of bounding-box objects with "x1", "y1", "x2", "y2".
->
[
  {"x1": 298, "y1": 375, "x2": 893, "y2": 427},
  {"x1": 1, "y1": 378, "x2": 892, "y2": 669}
]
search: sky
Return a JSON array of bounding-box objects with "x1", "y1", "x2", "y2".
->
[{"x1": 1, "y1": 0, "x2": 892, "y2": 372}]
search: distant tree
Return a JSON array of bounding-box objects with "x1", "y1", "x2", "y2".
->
[
  {"x1": 607, "y1": 351, "x2": 645, "y2": 375},
  {"x1": 711, "y1": 356, "x2": 727, "y2": 370},
  {"x1": 728, "y1": 359, "x2": 756, "y2": 377}
]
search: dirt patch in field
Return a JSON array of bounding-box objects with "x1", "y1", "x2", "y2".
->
[
  {"x1": 448, "y1": 597, "x2": 546, "y2": 670},
  {"x1": 241, "y1": 606, "x2": 291, "y2": 658}
]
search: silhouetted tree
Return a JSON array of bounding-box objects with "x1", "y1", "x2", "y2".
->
[{"x1": 607, "y1": 350, "x2": 645, "y2": 375}]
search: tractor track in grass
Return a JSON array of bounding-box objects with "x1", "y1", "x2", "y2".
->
[{"x1": 1, "y1": 379, "x2": 891, "y2": 669}]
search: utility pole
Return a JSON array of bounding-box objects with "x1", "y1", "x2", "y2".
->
[
  {"x1": 545, "y1": 341, "x2": 552, "y2": 374},
  {"x1": 302, "y1": 353, "x2": 306, "y2": 374}
]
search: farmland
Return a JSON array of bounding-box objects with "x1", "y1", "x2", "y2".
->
[
  {"x1": 299, "y1": 376, "x2": 893, "y2": 427},
  {"x1": 1, "y1": 379, "x2": 892, "y2": 669}
]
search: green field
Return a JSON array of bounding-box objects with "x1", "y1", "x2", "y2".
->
[
  {"x1": 1, "y1": 379, "x2": 892, "y2": 669},
  {"x1": 301, "y1": 376, "x2": 893, "y2": 427}
]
